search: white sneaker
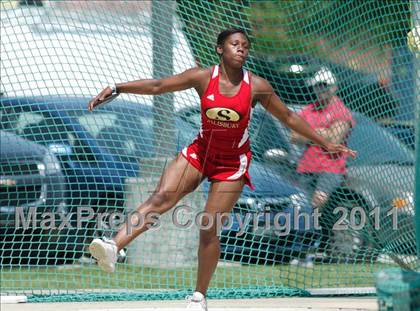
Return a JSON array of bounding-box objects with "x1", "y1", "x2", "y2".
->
[
  {"x1": 89, "y1": 238, "x2": 118, "y2": 273},
  {"x1": 186, "y1": 291, "x2": 207, "y2": 311}
]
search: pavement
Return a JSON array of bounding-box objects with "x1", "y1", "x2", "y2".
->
[{"x1": 1, "y1": 297, "x2": 378, "y2": 311}]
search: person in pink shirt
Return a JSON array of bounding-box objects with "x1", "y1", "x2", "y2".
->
[{"x1": 291, "y1": 67, "x2": 355, "y2": 212}]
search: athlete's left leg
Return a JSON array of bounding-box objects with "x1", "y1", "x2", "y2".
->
[{"x1": 195, "y1": 178, "x2": 245, "y2": 296}]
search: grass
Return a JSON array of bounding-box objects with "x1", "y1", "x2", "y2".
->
[{"x1": 1, "y1": 261, "x2": 396, "y2": 293}]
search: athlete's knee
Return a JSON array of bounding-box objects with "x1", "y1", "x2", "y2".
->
[{"x1": 199, "y1": 227, "x2": 219, "y2": 247}]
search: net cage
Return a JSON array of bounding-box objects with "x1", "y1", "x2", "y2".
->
[{"x1": 0, "y1": 0, "x2": 419, "y2": 303}]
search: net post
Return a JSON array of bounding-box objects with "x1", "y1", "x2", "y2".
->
[
  {"x1": 152, "y1": 0, "x2": 176, "y2": 155},
  {"x1": 413, "y1": 0, "x2": 420, "y2": 260}
]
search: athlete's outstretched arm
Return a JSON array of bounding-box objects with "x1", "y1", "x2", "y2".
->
[
  {"x1": 88, "y1": 67, "x2": 208, "y2": 111},
  {"x1": 253, "y1": 76, "x2": 356, "y2": 157}
]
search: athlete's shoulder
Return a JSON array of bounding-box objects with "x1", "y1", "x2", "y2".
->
[
  {"x1": 184, "y1": 66, "x2": 211, "y2": 78},
  {"x1": 183, "y1": 67, "x2": 213, "y2": 95},
  {"x1": 191, "y1": 66, "x2": 214, "y2": 81},
  {"x1": 180, "y1": 67, "x2": 212, "y2": 89}
]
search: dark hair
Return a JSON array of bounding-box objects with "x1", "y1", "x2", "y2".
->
[{"x1": 216, "y1": 28, "x2": 251, "y2": 48}]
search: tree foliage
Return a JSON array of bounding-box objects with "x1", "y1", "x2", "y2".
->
[{"x1": 177, "y1": 0, "x2": 411, "y2": 62}]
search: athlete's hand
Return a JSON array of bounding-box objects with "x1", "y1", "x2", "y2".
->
[
  {"x1": 324, "y1": 142, "x2": 357, "y2": 158},
  {"x1": 88, "y1": 87, "x2": 113, "y2": 111}
]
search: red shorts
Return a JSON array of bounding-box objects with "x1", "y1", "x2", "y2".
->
[{"x1": 181, "y1": 141, "x2": 254, "y2": 190}]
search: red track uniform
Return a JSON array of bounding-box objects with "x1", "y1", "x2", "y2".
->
[{"x1": 181, "y1": 65, "x2": 254, "y2": 189}]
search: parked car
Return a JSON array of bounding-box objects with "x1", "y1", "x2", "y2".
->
[
  {"x1": 266, "y1": 111, "x2": 415, "y2": 261},
  {"x1": 1, "y1": 97, "x2": 145, "y2": 264},
  {"x1": 1, "y1": 96, "x2": 139, "y2": 203},
  {"x1": 379, "y1": 120, "x2": 416, "y2": 150},
  {"x1": 0, "y1": 130, "x2": 81, "y2": 265},
  {"x1": 178, "y1": 104, "x2": 416, "y2": 263},
  {"x1": 341, "y1": 113, "x2": 415, "y2": 257}
]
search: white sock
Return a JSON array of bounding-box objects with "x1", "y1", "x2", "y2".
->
[{"x1": 192, "y1": 291, "x2": 205, "y2": 301}]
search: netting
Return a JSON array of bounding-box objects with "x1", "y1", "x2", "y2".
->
[{"x1": 0, "y1": 0, "x2": 418, "y2": 303}]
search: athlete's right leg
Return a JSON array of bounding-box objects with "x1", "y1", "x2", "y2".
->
[
  {"x1": 114, "y1": 153, "x2": 204, "y2": 250},
  {"x1": 89, "y1": 154, "x2": 203, "y2": 271}
]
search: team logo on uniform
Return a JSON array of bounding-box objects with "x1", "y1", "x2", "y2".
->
[{"x1": 205, "y1": 107, "x2": 241, "y2": 122}]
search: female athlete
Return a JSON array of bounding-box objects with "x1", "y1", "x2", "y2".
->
[{"x1": 87, "y1": 28, "x2": 356, "y2": 311}]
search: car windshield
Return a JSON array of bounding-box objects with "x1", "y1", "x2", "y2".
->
[
  {"x1": 68, "y1": 104, "x2": 195, "y2": 162},
  {"x1": 347, "y1": 113, "x2": 415, "y2": 166},
  {"x1": 69, "y1": 109, "x2": 155, "y2": 162},
  {"x1": 0, "y1": 106, "x2": 96, "y2": 163}
]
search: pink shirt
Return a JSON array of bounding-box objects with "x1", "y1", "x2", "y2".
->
[{"x1": 296, "y1": 96, "x2": 355, "y2": 174}]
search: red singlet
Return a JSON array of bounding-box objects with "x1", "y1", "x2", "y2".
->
[{"x1": 181, "y1": 65, "x2": 254, "y2": 189}]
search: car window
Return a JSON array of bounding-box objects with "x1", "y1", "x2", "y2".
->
[
  {"x1": 15, "y1": 112, "x2": 44, "y2": 132},
  {"x1": 0, "y1": 108, "x2": 94, "y2": 163},
  {"x1": 348, "y1": 114, "x2": 415, "y2": 166},
  {"x1": 76, "y1": 111, "x2": 154, "y2": 161},
  {"x1": 7, "y1": 111, "x2": 69, "y2": 144},
  {"x1": 78, "y1": 113, "x2": 119, "y2": 137}
]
